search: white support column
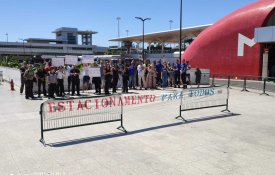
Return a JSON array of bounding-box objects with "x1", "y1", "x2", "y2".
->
[
  {"x1": 161, "y1": 43, "x2": 164, "y2": 54},
  {"x1": 262, "y1": 53, "x2": 269, "y2": 78},
  {"x1": 148, "y1": 42, "x2": 152, "y2": 54}
]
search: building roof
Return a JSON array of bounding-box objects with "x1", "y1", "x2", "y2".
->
[
  {"x1": 25, "y1": 38, "x2": 64, "y2": 43},
  {"x1": 109, "y1": 24, "x2": 211, "y2": 43},
  {"x1": 52, "y1": 27, "x2": 97, "y2": 35}
]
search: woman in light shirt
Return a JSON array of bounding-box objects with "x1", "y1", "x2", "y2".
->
[
  {"x1": 83, "y1": 63, "x2": 90, "y2": 92},
  {"x1": 56, "y1": 66, "x2": 66, "y2": 97}
]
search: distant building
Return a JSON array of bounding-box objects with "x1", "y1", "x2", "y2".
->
[{"x1": 0, "y1": 27, "x2": 107, "y2": 60}]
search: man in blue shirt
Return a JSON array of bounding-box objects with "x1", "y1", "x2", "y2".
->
[
  {"x1": 128, "y1": 61, "x2": 137, "y2": 89},
  {"x1": 156, "y1": 60, "x2": 163, "y2": 86},
  {"x1": 180, "y1": 59, "x2": 187, "y2": 89},
  {"x1": 173, "y1": 59, "x2": 181, "y2": 88}
]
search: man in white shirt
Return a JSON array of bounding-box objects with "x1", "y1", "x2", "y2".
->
[
  {"x1": 137, "y1": 60, "x2": 146, "y2": 90},
  {"x1": 82, "y1": 64, "x2": 90, "y2": 92}
]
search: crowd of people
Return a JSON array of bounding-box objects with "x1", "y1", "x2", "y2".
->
[{"x1": 19, "y1": 58, "x2": 202, "y2": 100}]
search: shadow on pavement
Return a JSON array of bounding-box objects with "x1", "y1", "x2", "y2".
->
[{"x1": 48, "y1": 113, "x2": 240, "y2": 147}]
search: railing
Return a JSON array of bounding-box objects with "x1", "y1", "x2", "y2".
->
[
  {"x1": 211, "y1": 74, "x2": 275, "y2": 95},
  {"x1": 39, "y1": 95, "x2": 126, "y2": 145}
]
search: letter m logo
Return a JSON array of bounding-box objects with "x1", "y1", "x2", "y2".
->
[{"x1": 238, "y1": 33, "x2": 256, "y2": 57}]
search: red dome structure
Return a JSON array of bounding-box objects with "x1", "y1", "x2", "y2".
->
[{"x1": 183, "y1": 0, "x2": 275, "y2": 76}]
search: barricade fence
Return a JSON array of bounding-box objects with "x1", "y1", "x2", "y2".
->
[
  {"x1": 177, "y1": 86, "x2": 230, "y2": 121},
  {"x1": 40, "y1": 95, "x2": 125, "y2": 145},
  {"x1": 212, "y1": 74, "x2": 275, "y2": 95},
  {"x1": 39, "y1": 86, "x2": 232, "y2": 145}
]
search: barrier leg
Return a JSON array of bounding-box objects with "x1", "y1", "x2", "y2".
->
[
  {"x1": 227, "y1": 76, "x2": 232, "y2": 89},
  {"x1": 211, "y1": 75, "x2": 215, "y2": 87},
  {"x1": 221, "y1": 99, "x2": 231, "y2": 113},
  {"x1": 117, "y1": 114, "x2": 127, "y2": 133},
  {"x1": 39, "y1": 105, "x2": 46, "y2": 146},
  {"x1": 260, "y1": 79, "x2": 269, "y2": 96},
  {"x1": 241, "y1": 78, "x2": 249, "y2": 92},
  {"x1": 175, "y1": 105, "x2": 187, "y2": 122}
]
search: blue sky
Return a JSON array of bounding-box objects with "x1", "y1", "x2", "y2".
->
[{"x1": 0, "y1": 0, "x2": 257, "y2": 46}]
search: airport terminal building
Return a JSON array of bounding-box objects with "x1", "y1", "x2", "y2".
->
[
  {"x1": 0, "y1": 27, "x2": 108, "y2": 60},
  {"x1": 111, "y1": 0, "x2": 275, "y2": 77}
]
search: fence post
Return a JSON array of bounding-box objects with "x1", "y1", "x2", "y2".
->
[
  {"x1": 117, "y1": 95, "x2": 127, "y2": 133},
  {"x1": 260, "y1": 78, "x2": 269, "y2": 96},
  {"x1": 221, "y1": 87, "x2": 231, "y2": 113},
  {"x1": 227, "y1": 75, "x2": 231, "y2": 89},
  {"x1": 39, "y1": 103, "x2": 45, "y2": 146},
  {"x1": 175, "y1": 90, "x2": 187, "y2": 122},
  {"x1": 211, "y1": 74, "x2": 215, "y2": 87},
  {"x1": 241, "y1": 77, "x2": 248, "y2": 92}
]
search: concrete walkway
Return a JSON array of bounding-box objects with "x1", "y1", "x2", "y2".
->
[{"x1": 0, "y1": 82, "x2": 275, "y2": 175}]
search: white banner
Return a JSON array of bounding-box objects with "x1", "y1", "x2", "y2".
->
[
  {"x1": 65, "y1": 55, "x2": 78, "y2": 65},
  {"x1": 82, "y1": 55, "x2": 94, "y2": 64},
  {"x1": 51, "y1": 58, "x2": 64, "y2": 67},
  {"x1": 89, "y1": 68, "x2": 101, "y2": 77}
]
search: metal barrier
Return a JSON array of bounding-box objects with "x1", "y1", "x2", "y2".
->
[
  {"x1": 39, "y1": 95, "x2": 126, "y2": 145},
  {"x1": 212, "y1": 74, "x2": 275, "y2": 95},
  {"x1": 176, "y1": 86, "x2": 230, "y2": 121},
  {"x1": 0, "y1": 71, "x2": 3, "y2": 85}
]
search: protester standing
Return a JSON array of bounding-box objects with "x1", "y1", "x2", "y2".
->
[
  {"x1": 82, "y1": 64, "x2": 90, "y2": 92},
  {"x1": 20, "y1": 62, "x2": 27, "y2": 95},
  {"x1": 92, "y1": 63, "x2": 102, "y2": 95},
  {"x1": 35, "y1": 64, "x2": 47, "y2": 98},
  {"x1": 156, "y1": 60, "x2": 163, "y2": 86},
  {"x1": 23, "y1": 64, "x2": 35, "y2": 99},
  {"x1": 161, "y1": 62, "x2": 169, "y2": 88},
  {"x1": 66, "y1": 65, "x2": 73, "y2": 94},
  {"x1": 104, "y1": 63, "x2": 112, "y2": 95},
  {"x1": 168, "y1": 62, "x2": 174, "y2": 87},
  {"x1": 70, "y1": 66, "x2": 81, "y2": 96},
  {"x1": 128, "y1": 61, "x2": 136, "y2": 89},
  {"x1": 137, "y1": 60, "x2": 146, "y2": 90},
  {"x1": 180, "y1": 60, "x2": 187, "y2": 89},
  {"x1": 174, "y1": 59, "x2": 181, "y2": 88},
  {"x1": 122, "y1": 65, "x2": 129, "y2": 93},
  {"x1": 57, "y1": 66, "x2": 66, "y2": 97},
  {"x1": 47, "y1": 67, "x2": 57, "y2": 99},
  {"x1": 195, "y1": 68, "x2": 202, "y2": 88},
  {"x1": 145, "y1": 64, "x2": 157, "y2": 89},
  {"x1": 186, "y1": 61, "x2": 191, "y2": 86},
  {"x1": 112, "y1": 63, "x2": 119, "y2": 93}
]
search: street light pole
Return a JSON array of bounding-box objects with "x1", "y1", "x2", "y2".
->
[
  {"x1": 19, "y1": 38, "x2": 26, "y2": 61},
  {"x1": 169, "y1": 20, "x2": 173, "y2": 49},
  {"x1": 5, "y1": 33, "x2": 8, "y2": 42},
  {"x1": 179, "y1": 0, "x2": 183, "y2": 64},
  {"x1": 116, "y1": 17, "x2": 121, "y2": 48},
  {"x1": 126, "y1": 30, "x2": 129, "y2": 37},
  {"x1": 169, "y1": 20, "x2": 173, "y2": 30},
  {"x1": 135, "y1": 17, "x2": 151, "y2": 63}
]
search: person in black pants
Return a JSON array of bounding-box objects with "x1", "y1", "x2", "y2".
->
[
  {"x1": 122, "y1": 65, "x2": 129, "y2": 93},
  {"x1": 104, "y1": 63, "x2": 112, "y2": 95},
  {"x1": 19, "y1": 63, "x2": 27, "y2": 94},
  {"x1": 47, "y1": 67, "x2": 57, "y2": 99},
  {"x1": 36, "y1": 65, "x2": 47, "y2": 98},
  {"x1": 57, "y1": 66, "x2": 65, "y2": 97},
  {"x1": 70, "y1": 66, "x2": 80, "y2": 96},
  {"x1": 112, "y1": 64, "x2": 119, "y2": 93},
  {"x1": 66, "y1": 65, "x2": 73, "y2": 94},
  {"x1": 23, "y1": 64, "x2": 35, "y2": 99},
  {"x1": 174, "y1": 59, "x2": 181, "y2": 88}
]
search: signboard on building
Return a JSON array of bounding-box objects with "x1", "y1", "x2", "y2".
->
[
  {"x1": 65, "y1": 55, "x2": 78, "y2": 65},
  {"x1": 82, "y1": 55, "x2": 94, "y2": 64}
]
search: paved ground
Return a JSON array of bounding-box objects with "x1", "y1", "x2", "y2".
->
[{"x1": 0, "y1": 82, "x2": 275, "y2": 175}]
